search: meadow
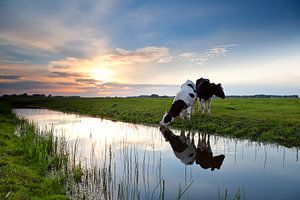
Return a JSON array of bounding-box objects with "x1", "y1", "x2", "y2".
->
[
  {"x1": 1, "y1": 97, "x2": 299, "y2": 199},
  {"x1": 3, "y1": 96, "x2": 300, "y2": 147},
  {"x1": 0, "y1": 102, "x2": 69, "y2": 199}
]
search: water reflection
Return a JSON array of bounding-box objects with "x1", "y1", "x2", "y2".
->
[
  {"x1": 160, "y1": 125, "x2": 196, "y2": 165},
  {"x1": 160, "y1": 125, "x2": 225, "y2": 170},
  {"x1": 14, "y1": 108, "x2": 300, "y2": 200},
  {"x1": 195, "y1": 133, "x2": 225, "y2": 171}
]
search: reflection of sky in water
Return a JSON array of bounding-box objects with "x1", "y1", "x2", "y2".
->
[{"x1": 14, "y1": 109, "x2": 300, "y2": 200}]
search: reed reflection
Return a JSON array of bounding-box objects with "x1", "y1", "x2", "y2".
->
[{"x1": 159, "y1": 125, "x2": 225, "y2": 170}]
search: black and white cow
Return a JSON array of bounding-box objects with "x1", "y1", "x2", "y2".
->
[
  {"x1": 160, "y1": 125, "x2": 196, "y2": 165},
  {"x1": 196, "y1": 78, "x2": 225, "y2": 117},
  {"x1": 160, "y1": 80, "x2": 197, "y2": 126}
]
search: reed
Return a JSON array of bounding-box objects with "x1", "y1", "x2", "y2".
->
[
  {"x1": 0, "y1": 103, "x2": 69, "y2": 199},
  {"x1": 218, "y1": 187, "x2": 246, "y2": 200},
  {"x1": 54, "y1": 133, "x2": 175, "y2": 200}
]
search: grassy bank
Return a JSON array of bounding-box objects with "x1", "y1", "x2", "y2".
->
[
  {"x1": 0, "y1": 102, "x2": 69, "y2": 199},
  {"x1": 2, "y1": 97, "x2": 300, "y2": 147}
]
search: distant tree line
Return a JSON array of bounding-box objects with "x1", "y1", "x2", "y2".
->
[
  {"x1": 0, "y1": 93, "x2": 298, "y2": 99},
  {"x1": 132, "y1": 94, "x2": 299, "y2": 98},
  {"x1": 0, "y1": 93, "x2": 81, "y2": 99},
  {"x1": 226, "y1": 94, "x2": 299, "y2": 98}
]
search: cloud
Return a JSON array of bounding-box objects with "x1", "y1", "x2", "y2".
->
[
  {"x1": 0, "y1": 76, "x2": 179, "y2": 97},
  {"x1": 49, "y1": 57, "x2": 92, "y2": 69},
  {"x1": 179, "y1": 44, "x2": 238, "y2": 65},
  {"x1": 0, "y1": 0, "x2": 111, "y2": 63},
  {"x1": 76, "y1": 78, "x2": 102, "y2": 85},
  {"x1": 109, "y1": 46, "x2": 172, "y2": 64},
  {"x1": 86, "y1": 82, "x2": 179, "y2": 96},
  {"x1": 0, "y1": 80, "x2": 52, "y2": 90},
  {"x1": 0, "y1": 60, "x2": 32, "y2": 64},
  {"x1": 0, "y1": 75, "x2": 21, "y2": 80},
  {"x1": 50, "y1": 71, "x2": 82, "y2": 78}
]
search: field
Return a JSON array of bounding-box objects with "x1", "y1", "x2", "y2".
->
[
  {"x1": 2, "y1": 97, "x2": 300, "y2": 147},
  {"x1": 0, "y1": 102, "x2": 69, "y2": 199}
]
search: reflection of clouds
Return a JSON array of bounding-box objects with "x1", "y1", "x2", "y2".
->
[
  {"x1": 16, "y1": 108, "x2": 298, "y2": 169},
  {"x1": 14, "y1": 109, "x2": 166, "y2": 152}
]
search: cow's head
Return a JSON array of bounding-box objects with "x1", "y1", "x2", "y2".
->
[
  {"x1": 159, "y1": 111, "x2": 173, "y2": 126},
  {"x1": 214, "y1": 83, "x2": 225, "y2": 99}
]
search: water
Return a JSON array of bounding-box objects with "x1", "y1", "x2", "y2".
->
[{"x1": 14, "y1": 108, "x2": 300, "y2": 200}]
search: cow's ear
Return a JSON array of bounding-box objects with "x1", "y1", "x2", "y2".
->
[{"x1": 218, "y1": 83, "x2": 221, "y2": 86}]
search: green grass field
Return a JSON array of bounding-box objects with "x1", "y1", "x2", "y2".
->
[
  {"x1": 2, "y1": 97, "x2": 300, "y2": 147},
  {"x1": 0, "y1": 102, "x2": 69, "y2": 199}
]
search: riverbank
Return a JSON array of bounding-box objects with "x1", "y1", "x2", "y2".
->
[
  {"x1": 2, "y1": 97, "x2": 300, "y2": 147},
  {"x1": 0, "y1": 102, "x2": 69, "y2": 199}
]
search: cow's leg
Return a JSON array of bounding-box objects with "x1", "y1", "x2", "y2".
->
[
  {"x1": 187, "y1": 106, "x2": 193, "y2": 128},
  {"x1": 191, "y1": 132, "x2": 195, "y2": 145},
  {"x1": 180, "y1": 109, "x2": 186, "y2": 127},
  {"x1": 207, "y1": 98, "x2": 212, "y2": 117},
  {"x1": 181, "y1": 115, "x2": 184, "y2": 127},
  {"x1": 187, "y1": 106, "x2": 192, "y2": 121},
  {"x1": 197, "y1": 133, "x2": 201, "y2": 149},
  {"x1": 180, "y1": 130, "x2": 186, "y2": 141},
  {"x1": 207, "y1": 135, "x2": 212, "y2": 154},
  {"x1": 198, "y1": 133, "x2": 205, "y2": 150},
  {"x1": 201, "y1": 99, "x2": 206, "y2": 117},
  {"x1": 197, "y1": 98, "x2": 201, "y2": 113}
]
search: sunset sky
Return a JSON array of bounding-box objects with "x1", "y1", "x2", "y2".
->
[{"x1": 1, "y1": 0, "x2": 300, "y2": 96}]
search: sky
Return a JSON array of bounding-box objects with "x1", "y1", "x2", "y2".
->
[{"x1": 0, "y1": 0, "x2": 300, "y2": 97}]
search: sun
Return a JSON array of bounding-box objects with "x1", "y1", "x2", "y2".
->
[{"x1": 90, "y1": 68, "x2": 113, "y2": 83}]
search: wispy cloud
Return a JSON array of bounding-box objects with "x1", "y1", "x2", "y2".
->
[
  {"x1": 49, "y1": 57, "x2": 94, "y2": 70},
  {"x1": 49, "y1": 71, "x2": 82, "y2": 78},
  {"x1": 76, "y1": 78, "x2": 102, "y2": 85},
  {"x1": 0, "y1": 60, "x2": 32, "y2": 64},
  {"x1": 179, "y1": 44, "x2": 238, "y2": 65},
  {"x1": 109, "y1": 46, "x2": 172, "y2": 64},
  {"x1": 0, "y1": 75, "x2": 21, "y2": 80}
]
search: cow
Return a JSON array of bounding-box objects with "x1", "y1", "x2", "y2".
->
[
  {"x1": 195, "y1": 133, "x2": 225, "y2": 170},
  {"x1": 196, "y1": 78, "x2": 225, "y2": 117},
  {"x1": 160, "y1": 80, "x2": 197, "y2": 126},
  {"x1": 159, "y1": 125, "x2": 196, "y2": 165}
]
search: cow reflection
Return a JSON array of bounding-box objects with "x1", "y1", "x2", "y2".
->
[
  {"x1": 159, "y1": 126, "x2": 225, "y2": 170},
  {"x1": 196, "y1": 133, "x2": 225, "y2": 171},
  {"x1": 159, "y1": 125, "x2": 196, "y2": 165}
]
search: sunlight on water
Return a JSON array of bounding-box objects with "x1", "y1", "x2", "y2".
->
[{"x1": 14, "y1": 109, "x2": 300, "y2": 200}]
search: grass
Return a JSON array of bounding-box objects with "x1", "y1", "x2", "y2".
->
[
  {"x1": 0, "y1": 101, "x2": 69, "y2": 199},
  {"x1": 2, "y1": 96, "x2": 300, "y2": 147}
]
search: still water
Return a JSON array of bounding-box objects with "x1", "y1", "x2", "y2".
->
[{"x1": 14, "y1": 108, "x2": 300, "y2": 200}]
